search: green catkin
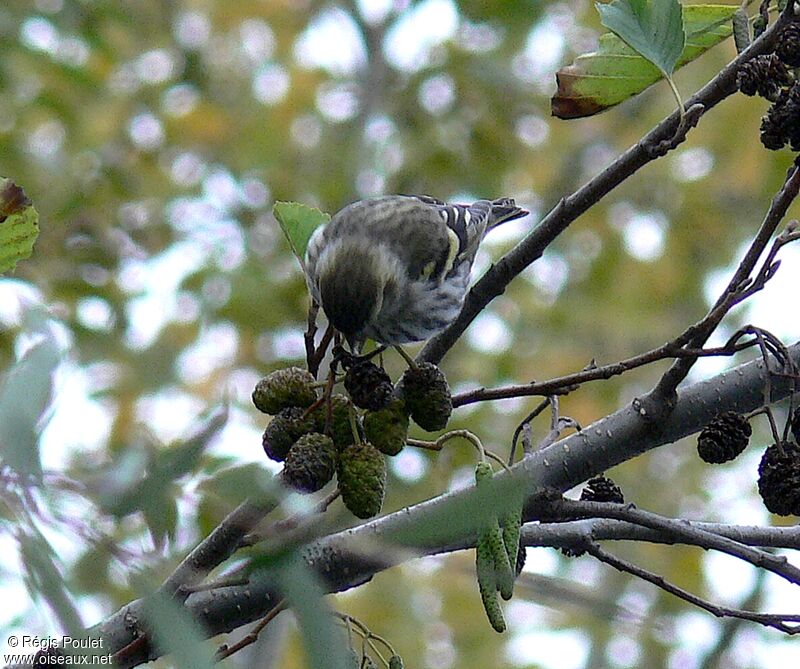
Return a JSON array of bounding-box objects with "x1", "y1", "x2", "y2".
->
[
  {"x1": 732, "y1": 9, "x2": 750, "y2": 54},
  {"x1": 474, "y1": 462, "x2": 514, "y2": 600},
  {"x1": 500, "y1": 508, "x2": 522, "y2": 601},
  {"x1": 476, "y1": 530, "x2": 506, "y2": 632},
  {"x1": 487, "y1": 519, "x2": 514, "y2": 600}
]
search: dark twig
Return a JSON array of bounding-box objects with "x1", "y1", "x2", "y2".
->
[
  {"x1": 509, "y1": 398, "x2": 550, "y2": 465},
  {"x1": 214, "y1": 600, "x2": 287, "y2": 661},
  {"x1": 645, "y1": 103, "x2": 705, "y2": 157},
  {"x1": 649, "y1": 161, "x2": 800, "y2": 407},
  {"x1": 240, "y1": 489, "x2": 341, "y2": 547},
  {"x1": 586, "y1": 544, "x2": 800, "y2": 634},
  {"x1": 520, "y1": 518, "x2": 800, "y2": 551},
  {"x1": 159, "y1": 498, "x2": 280, "y2": 603},
  {"x1": 418, "y1": 16, "x2": 791, "y2": 367},
  {"x1": 544, "y1": 499, "x2": 800, "y2": 587},
  {"x1": 304, "y1": 301, "x2": 320, "y2": 377},
  {"x1": 453, "y1": 330, "x2": 764, "y2": 407}
]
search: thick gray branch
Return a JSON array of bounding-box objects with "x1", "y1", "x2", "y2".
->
[{"x1": 100, "y1": 343, "x2": 800, "y2": 666}]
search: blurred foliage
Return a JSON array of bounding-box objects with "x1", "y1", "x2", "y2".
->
[{"x1": 0, "y1": 0, "x2": 797, "y2": 668}]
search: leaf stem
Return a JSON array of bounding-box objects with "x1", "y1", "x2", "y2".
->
[{"x1": 665, "y1": 74, "x2": 685, "y2": 120}]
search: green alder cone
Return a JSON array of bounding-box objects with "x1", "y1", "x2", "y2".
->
[
  {"x1": 388, "y1": 655, "x2": 404, "y2": 669},
  {"x1": 312, "y1": 393, "x2": 361, "y2": 450},
  {"x1": 337, "y1": 441, "x2": 386, "y2": 519},
  {"x1": 476, "y1": 530, "x2": 506, "y2": 633},
  {"x1": 281, "y1": 433, "x2": 337, "y2": 493},
  {"x1": 475, "y1": 461, "x2": 493, "y2": 485},
  {"x1": 363, "y1": 398, "x2": 409, "y2": 456},
  {"x1": 397, "y1": 362, "x2": 452, "y2": 431},
  {"x1": 262, "y1": 406, "x2": 316, "y2": 462},
  {"x1": 252, "y1": 367, "x2": 317, "y2": 415}
]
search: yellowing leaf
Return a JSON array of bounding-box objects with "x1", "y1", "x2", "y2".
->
[
  {"x1": 0, "y1": 178, "x2": 39, "y2": 274},
  {"x1": 552, "y1": 4, "x2": 738, "y2": 119}
]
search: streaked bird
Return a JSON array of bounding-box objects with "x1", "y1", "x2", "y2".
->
[{"x1": 305, "y1": 195, "x2": 528, "y2": 348}]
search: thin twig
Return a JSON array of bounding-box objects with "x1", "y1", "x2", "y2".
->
[
  {"x1": 453, "y1": 337, "x2": 750, "y2": 407},
  {"x1": 650, "y1": 161, "x2": 800, "y2": 405},
  {"x1": 214, "y1": 600, "x2": 287, "y2": 661},
  {"x1": 177, "y1": 574, "x2": 250, "y2": 596},
  {"x1": 544, "y1": 498, "x2": 800, "y2": 587},
  {"x1": 407, "y1": 429, "x2": 486, "y2": 462},
  {"x1": 587, "y1": 544, "x2": 800, "y2": 634},
  {"x1": 418, "y1": 15, "x2": 791, "y2": 368},
  {"x1": 241, "y1": 489, "x2": 341, "y2": 547},
  {"x1": 509, "y1": 398, "x2": 550, "y2": 465},
  {"x1": 158, "y1": 498, "x2": 280, "y2": 603}
]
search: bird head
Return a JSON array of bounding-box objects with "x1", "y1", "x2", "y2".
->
[{"x1": 316, "y1": 240, "x2": 401, "y2": 348}]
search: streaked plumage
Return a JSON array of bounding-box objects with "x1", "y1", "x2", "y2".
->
[{"x1": 305, "y1": 195, "x2": 527, "y2": 347}]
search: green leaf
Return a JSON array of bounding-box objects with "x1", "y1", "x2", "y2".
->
[
  {"x1": 199, "y1": 462, "x2": 277, "y2": 505},
  {"x1": 272, "y1": 555, "x2": 352, "y2": 669},
  {"x1": 19, "y1": 529, "x2": 85, "y2": 636},
  {"x1": 96, "y1": 407, "x2": 227, "y2": 522},
  {"x1": 141, "y1": 592, "x2": 217, "y2": 669},
  {"x1": 154, "y1": 405, "x2": 228, "y2": 477},
  {"x1": 0, "y1": 337, "x2": 60, "y2": 478},
  {"x1": 597, "y1": 0, "x2": 685, "y2": 76},
  {"x1": 273, "y1": 201, "x2": 330, "y2": 267},
  {"x1": 0, "y1": 179, "x2": 39, "y2": 274},
  {"x1": 142, "y1": 488, "x2": 179, "y2": 549},
  {"x1": 553, "y1": 4, "x2": 736, "y2": 118}
]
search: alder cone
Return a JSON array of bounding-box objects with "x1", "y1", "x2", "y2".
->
[
  {"x1": 337, "y1": 441, "x2": 386, "y2": 519},
  {"x1": 757, "y1": 441, "x2": 800, "y2": 516},
  {"x1": 580, "y1": 475, "x2": 625, "y2": 503},
  {"x1": 253, "y1": 367, "x2": 316, "y2": 414},
  {"x1": 281, "y1": 433, "x2": 337, "y2": 493},
  {"x1": 397, "y1": 362, "x2": 452, "y2": 431},
  {"x1": 696, "y1": 412, "x2": 752, "y2": 464}
]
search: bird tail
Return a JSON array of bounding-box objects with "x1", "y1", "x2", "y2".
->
[{"x1": 488, "y1": 198, "x2": 528, "y2": 230}]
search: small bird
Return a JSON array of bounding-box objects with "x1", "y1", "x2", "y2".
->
[{"x1": 305, "y1": 195, "x2": 528, "y2": 348}]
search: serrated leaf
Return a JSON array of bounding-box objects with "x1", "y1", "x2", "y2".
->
[
  {"x1": 0, "y1": 179, "x2": 39, "y2": 274},
  {"x1": 597, "y1": 0, "x2": 685, "y2": 75},
  {"x1": 553, "y1": 4, "x2": 736, "y2": 118},
  {"x1": 273, "y1": 201, "x2": 330, "y2": 268},
  {"x1": 0, "y1": 337, "x2": 60, "y2": 478}
]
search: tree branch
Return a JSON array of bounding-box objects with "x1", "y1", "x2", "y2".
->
[
  {"x1": 649, "y1": 159, "x2": 800, "y2": 408},
  {"x1": 98, "y1": 343, "x2": 800, "y2": 666},
  {"x1": 586, "y1": 544, "x2": 800, "y2": 634},
  {"x1": 542, "y1": 499, "x2": 800, "y2": 587},
  {"x1": 418, "y1": 15, "x2": 790, "y2": 367}
]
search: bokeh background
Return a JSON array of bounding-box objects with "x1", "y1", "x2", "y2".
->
[{"x1": 1, "y1": 0, "x2": 800, "y2": 667}]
